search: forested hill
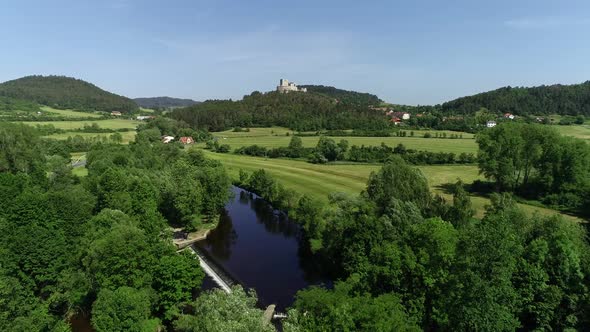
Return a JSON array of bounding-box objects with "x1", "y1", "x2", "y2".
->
[
  {"x1": 299, "y1": 85, "x2": 382, "y2": 106},
  {"x1": 0, "y1": 75, "x2": 138, "y2": 113},
  {"x1": 169, "y1": 90, "x2": 389, "y2": 131},
  {"x1": 134, "y1": 96, "x2": 200, "y2": 108},
  {"x1": 441, "y1": 81, "x2": 590, "y2": 116}
]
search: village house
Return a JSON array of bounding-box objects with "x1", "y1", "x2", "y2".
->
[
  {"x1": 111, "y1": 111, "x2": 122, "y2": 116},
  {"x1": 386, "y1": 110, "x2": 410, "y2": 121},
  {"x1": 504, "y1": 113, "x2": 515, "y2": 120},
  {"x1": 486, "y1": 120, "x2": 497, "y2": 128},
  {"x1": 136, "y1": 115, "x2": 155, "y2": 121},
  {"x1": 390, "y1": 117, "x2": 402, "y2": 125},
  {"x1": 179, "y1": 136, "x2": 195, "y2": 145}
]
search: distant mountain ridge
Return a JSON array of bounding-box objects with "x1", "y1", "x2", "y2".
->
[
  {"x1": 441, "y1": 81, "x2": 590, "y2": 116},
  {"x1": 134, "y1": 96, "x2": 200, "y2": 109},
  {"x1": 0, "y1": 75, "x2": 138, "y2": 113}
]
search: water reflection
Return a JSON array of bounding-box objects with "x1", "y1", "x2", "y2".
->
[
  {"x1": 206, "y1": 210, "x2": 238, "y2": 260},
  {"x1": 198, "y1": 186, "x2": 331, "y2": 310}
]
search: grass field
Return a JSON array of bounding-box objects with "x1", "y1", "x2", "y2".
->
[
  {"x1": 554, "y1": 124, "x2": 590, "y2": 141},
  {"x1": 40, "y1": 106, "x2": 104, "y2": 118},
  {"x1": 202, "y1": 150, "x2": 583, "y2": 222},
  {"x1": 210, "y1": 127, "x2": 478, "y2": 154},
  {"x1": 18, "y1": 119, "x2": 141, "y2": 130},
  {"x1": 45, "y1": 131, "x2": 137, "y2": 143}
]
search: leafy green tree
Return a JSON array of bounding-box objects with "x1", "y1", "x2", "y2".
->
[
  {"x1": 91, "y1": 287, "x2": 159, "y2": 332},
  {"x1": 364, "y1": 156, "x2": 431, "y2": 214},
  {"x1": 443, "y1": 209, "x2": 523, "y2": 331},
  {"x1": 287, "y1": 135, "x2": 304, "y2": 158},
  {"x1": 170, "y1": 160, "x2": 204, "y2": 229},
  {"x1": 153, "y1": 252, "x2": 204, "y2": 320},
  {"x1": 446, "y1": 180, "x2": 474, "y2": 227},
  {"x1": 83, "y1": 224, "x2": 155, "y2": 290},
  {"x1": 0, "y1": 123, "x2": 45, "y2": 174},
  {"x1": 285, "y1": 280, "x2": 420, "y2": 332},
  {"x1": 174, "y1": 286, "x2": 275, "y2": 332},
  {"x1": 315, "y1": 136, "x2": 340, "y2": 161}
]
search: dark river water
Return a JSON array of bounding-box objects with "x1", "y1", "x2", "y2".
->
[{"x1": 197, "y1": 186, "x2": 331, "y2": 311}]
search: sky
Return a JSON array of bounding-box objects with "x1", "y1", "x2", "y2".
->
[{"x1": 1, "y1": 0, "x2": 590, "y2": 105}]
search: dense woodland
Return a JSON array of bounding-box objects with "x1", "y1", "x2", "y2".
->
[
  {"x1": 441, "y1": 82, "x2": 590, "y2": 116},
  {"x1": 0, "y1": 96, "x2": 41, "y2": 114},
  {"x1": 298, "y1": 85, "x2": 382, "y2": 106},
  {"x1": 0, "y1": 76, "x2": 138, "y2": 114},
  {"x1": 236, "y1": 156, "x2": 590, "y2": 331},
  {"x1": 170, "y1": 90, "x2": 390, "y2": 131},
  {"x1": 0, "y1": 123, "x2": 233, "y2": 331},
  {"x1": 1, "y1": 118, "x2": 590, "y2": 331},
  {"x1": 134, "y1": 97, "x2": 200, "y2": 109}
]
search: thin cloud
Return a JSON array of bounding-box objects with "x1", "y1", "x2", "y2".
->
[
  {"x1": 152, "y1": 25, "x2": 355, "y2": 69},
  {"x1": 504, "y1": 17, "x2": 590, "y2": 29}
]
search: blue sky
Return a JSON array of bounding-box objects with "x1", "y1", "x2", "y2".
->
[{"x1": 1, "y1": 0, "x2": 589, "y2": 104}]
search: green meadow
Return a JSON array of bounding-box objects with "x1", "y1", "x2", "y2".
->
[
  {"x1": 210, "y1": 127, "x2": 478, "y2": 154},
  {"x1": 40, "y1": 106, "x2": 104, "y2": 118},
  {"x1": 19, "y1": 118, "x2": 141, "y2": 130},
  {"x1": 202, "y1": 150, "x2": 583, "y2": 222},
  {"x1": 554, "y1": 124, "x2": 590, "y2": 141}
]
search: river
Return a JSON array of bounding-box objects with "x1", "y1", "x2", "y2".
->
[{"x1": 196, "y1": 186, "x2": 331, "y2": 311}]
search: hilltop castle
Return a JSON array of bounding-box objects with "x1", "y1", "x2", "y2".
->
[{"x1": 276, "y1": 79, "x2": 307, "y2": 93}]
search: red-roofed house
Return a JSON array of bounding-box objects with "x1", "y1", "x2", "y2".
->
[{"x1": 179, "y1": 136, "x2": 194, "y2": 145}]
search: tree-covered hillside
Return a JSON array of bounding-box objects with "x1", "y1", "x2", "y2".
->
[
  {"x1": 441, "y1": 81, "x2": 590, "y2": 116},
  {"x1": 134, "y1": 96, "x2": 200, "y2": 109},
  {"x1": 170, "y1": 90, "x2": 389, "y2": 131},
  {"x1": 299, "y1": 85, "x2": 382, "y2": 106},
  {"x1": 0, "y1": 75, "x2": 138, "y2": 113}
]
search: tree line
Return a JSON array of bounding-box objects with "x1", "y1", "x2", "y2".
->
[
  {"x1": 232, "y1": 136, "x2": 476, "y2": 165},
  {"x1": 477, "y1": 122, "x2": 590, "y2": 215}
]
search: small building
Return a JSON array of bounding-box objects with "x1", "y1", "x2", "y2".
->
[
  {"x1": 179, "y1": 136, "x2": 194, "y2": 145},
  {"x1": 162, "y1": 135, "x2": 175, "y2": 144},
  {"x1": 390, "y1": 117, "x2": 402, "y2": 125},
  {"x1": 395, "y1": 112, "x2": 411, "y2": 120},
  {"x1": 486, "y1": 121, "x2": 497, "y2": 128},
  {"x1": 111, "y1": 111, "x2": 122, "y2": 116},
  {"x1": 136, "y1": 115, "x2": 155, "y2": 121},
  {"x1": 504, "y1": 113, "x2": 515, "y2": 120}
]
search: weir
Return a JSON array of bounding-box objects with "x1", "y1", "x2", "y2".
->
[{"x1": 185, "y1": 246, "x2": 233, "y2": 293}]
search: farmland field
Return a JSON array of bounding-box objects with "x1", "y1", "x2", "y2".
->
[
  {"x1": 202, "y1": 150, "x2": 583, "y2": 222},
  {"x1": 554, "y1": 124, "x2": 590, "y2": 140},
  {"x1": 40, "y1": 106, "x2": 104, "y2": 118},
  {"x1": 210, "y1": 127, "x2": 478, "y2": 154},
  {"x1": 17, "y1": 118, "x2": 141, "y2": 130}
]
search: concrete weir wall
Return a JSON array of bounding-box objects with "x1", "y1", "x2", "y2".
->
[{"x1": 185, "y1": 246, "x2": 233, "y2": 293}]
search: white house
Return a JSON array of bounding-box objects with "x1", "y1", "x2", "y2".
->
[
  {"x1": 504, "y1": 113, "x2": 515, "y2": 120},
  {"x1": 486, "y1": 121, "x2": 497, "y2": 128},
  {"x1": 162, "y1": 136, "x2": 175, "y2": 144}
]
